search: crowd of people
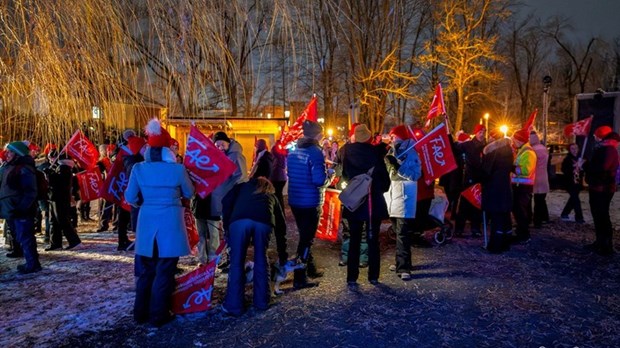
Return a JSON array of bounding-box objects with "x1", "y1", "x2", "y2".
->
[{"x1": 1, "y1": 117, "x2": 618, "y2": 326}]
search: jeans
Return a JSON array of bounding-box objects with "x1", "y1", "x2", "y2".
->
[
  {"x1": 8, "y1": 218, "x2": 40, "y2": 269},
  {"x1": 196, "y1": 219, "x2": 221, "y2": 264},
  {"x1": 290, "y1": 206, "x2": 321, "y2": 283},
  {"x1": 512, "y1": 184, "x2": 533, "y2": 241},
  {"x1": 134, "y1": 242, "x2": 178, "y2": 324},
  {"x1": 224, "y1": 219, "x2": 272, "y2": 315},
  {"x1": 347, "y1": 217, "x2": 381, "y2": 282},
  {"x1": 533, "y1": 193, "x2": 549, "y2": 226},
  {"x1": 561, "y1": 187, "x2": 583, "y2": 221}
]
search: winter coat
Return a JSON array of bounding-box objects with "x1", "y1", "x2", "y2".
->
[
  {"x1": 0, "y1": 155, "x2": 38, "y2": 219},
  {"x1": 125, "y1": 146, "x2": 195, "y2": 258},
  {"x1": 384, "y1": 139, "x2": 421, "y2": 218},
  {"x1": 511, "y1": 143, "x2": 536, "y2": 186},
  {"x1": 480, "y1": 138, "x2": 513, "y2": 213},
  {"x1": 222, "y1": 178, "x2": 288, "y2": 262},
  {"x1": 270, "y1": 146, "x2": 288, "y2": 183},
  {"x1": 287, "y1": 137, "x2": 328, "y2": 208},
  {"x1": 456, "y1": 138, "x2": 486, "y2": 186},
  {"x1": 250, "y1": 150, "x2": 274, "y2": 180},
  {"x1": 210, "y1": 139, "x2": 248, "y2": 217},
  {"x1": 47, "y1": 159, "x2": 75, "y2": 203},
  {"x1": 561, "y1": 153, "x2": 584, "y2": 190},
  {"x1": 530, "y1": 139, "x2": 550, "y2": 194},
  {"x1": 341, "y1": 142, "x2": 390, "y2": 221},
  {"x1": 586, "y1": 135, "x2": 620, "y2": 192}
]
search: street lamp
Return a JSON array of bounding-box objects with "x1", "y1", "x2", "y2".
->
[
  {"x1": 542, "y1": 75, "x2": 552, "y2": 145},
  {"x1": 484, "y1": 113, "x2": 490, "y2": 141},
  {"x1": 500, "y1": 125, "x2": 508, "y2": 138}
]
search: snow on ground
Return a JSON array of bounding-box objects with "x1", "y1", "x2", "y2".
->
[{"x1": 0, "y1": 190, "x2": 618, "y2": 347}]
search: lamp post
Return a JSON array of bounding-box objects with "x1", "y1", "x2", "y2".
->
[
  {"x1": 483, "y1": 113, "x2": 490, "y2": 141},
  {"x1": 542, "y1": 75, "x2": 552, "y2": 145}
]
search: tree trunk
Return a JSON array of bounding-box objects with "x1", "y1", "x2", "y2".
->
[{"x1": 455, "y1": 86, "x2": 465, "y2": 132}]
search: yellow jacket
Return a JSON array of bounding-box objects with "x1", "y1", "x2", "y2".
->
[{"x1": 511, "y1": 143, "x2": 537, "y2": 185}]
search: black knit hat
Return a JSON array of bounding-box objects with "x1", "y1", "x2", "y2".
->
[{"x1": 213, "y1": 131, "x2": 231, "y2": 143}]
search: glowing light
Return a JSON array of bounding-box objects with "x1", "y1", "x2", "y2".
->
[
  {"x1": 327, "y1": 128, "x2": 333, "y2": 136},
  {"x1": 284, "y1": 110, "x2": 290, "y2": 118},
  {"x1": 500, "y1": 125, "x2": 508, "y2": 138},
  {"x1": 484, "y1": 113, "x2": 490, "y2": 120}
]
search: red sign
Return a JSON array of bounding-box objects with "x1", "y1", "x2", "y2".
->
[
  {"x1": 184, "y1": 126, "x2": 237, "y2": 199},
  {"x1": 414, "y1": 123, "x2": 457, "y2": 184},
  {"x1": 184, "y1": 207, "x2": 199, "y2": 252},
  {"x1": 316, "y1": 189, "x2": 341, "y2": 242},
  {"x1": 63, "y1": 130, "x2": 98, "y2": 169},
  {"x1": 100, "y1": 158, "x2": 130, "y2": 211},
  {"x1": 171, "y1": 260, "x2": 217, "y2": 314},
  {"x1": 76, "y1": 168, "x2": 103, "y2": 202},
  {"x1": 461, "y1": 183, "x2": 482, "y2": 210},
  {"x1": 564, "y1": 116, "x2": 593, "y2": 137},
  {"x1": 277, "y1": 96, "x2": 318, "y2": 151}
]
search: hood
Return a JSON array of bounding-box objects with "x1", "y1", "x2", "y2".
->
[
  {"x1": 483, "y1": 137, "x2": 512, "y2": 155},
  {"x1": 144, "y1": 146, "x2": 177, "y2": 163},
  {"x1": 226, "y1": 139, "x2": 244, "y2": 155}
]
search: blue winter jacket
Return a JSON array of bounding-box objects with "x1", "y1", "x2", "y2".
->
[{"x1": 286, "y1": 137, "x2": 328, "y2": 208}]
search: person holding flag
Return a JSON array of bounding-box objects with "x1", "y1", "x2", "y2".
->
[
  {"x1": 510, "y1": 128, "x2": 537, "y2": 244},
  {"x1": 560, "y1": 143, "x2": 585, "y2": 223}
]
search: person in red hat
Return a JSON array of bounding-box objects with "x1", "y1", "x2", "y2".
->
[
  {"x1": 510, "y1": 128, "x2": 537, "y2": 244},
  {"x1": 584, "y1": 125, "x2": 619, "y2": 255},
  {"x1": 169, "y1": 138, "x2": 183, "y2": 164}
]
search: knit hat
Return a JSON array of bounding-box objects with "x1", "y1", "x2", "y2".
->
[
  {"x1": 512, "y1": 129, "x2": 530, "y2": 143},
  {"x1": 594, "y1": 125, "x2": 612, "y2": 139},
  {"x1": 349, "y1": 122, "x2": 362, "y2": 138},
  {"x1": 389, "y1": 125, "x2": 411, "y2": 140},
  {"x1": 127, "y1": 136, "x2": 146, "y2": 155},
  {"x1": 28, "y1": 142, "x2": 40, "y2": 152},
  {"x1": 302, "y1": 120, "x2": 323, "y2": 138},
  {"x1": 473, "y1": 124, "x2": 486, "y2": 134},
  {"x1": 145, "y1": 119, "x2": 172, "y2": 148},
  {"x1": 457, "y1": 132, "x2": 471, "y2": 142},
  {"x1": 7, "y1": 141, "x2": 29, "y2": 157},
  {"x1": 354, "y1": 124, "x2": 372, "y2": 143},
  {"x1": 213, "y1": 131, "x2": 231, "y2": 143}
]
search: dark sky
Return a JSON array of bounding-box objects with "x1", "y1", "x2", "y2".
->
[{"x1": 519, "y1": 0, "x2": 620, "y2": 41}]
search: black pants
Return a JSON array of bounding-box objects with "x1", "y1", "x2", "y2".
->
[
  {"x1": 533, "y1": 193, "x2": 549, "y2": 227},
  {"x1": 561, "y1": 187, "x2": 583, "y2": 221},
  {"x1": 455, "y1": 195, "x2": 482, "y2": 234},
  {"x1": 272, "y1": 180, "x2": 286, "y2": 212},
  {"x1": 134, "y1": 242, "x2": 178, "y2": 325},
  {"x1": 392, "y1": 217, "x2": 415, "y2": 273},
  {"x1": 486, "y1": 211, "x2": 512, "y2": 252},
  {"x1": 50, "y1": 200, "x2": 81, "y2": 247},
  {"x1": 290, "y1": 206, "x2": 321, "y2": 283},
  {"x1": 512, "y1": 184, "x2": 533, "y2": 241},
  {"x1": 589, "y1": 190, "x2": 615, "y2": 252},
  {"x1": 117, "y1": 208, "x2": 131, "y2": 246},
  {"x1": 347, "y1": 217, "x2": 381, "y2": 282}
]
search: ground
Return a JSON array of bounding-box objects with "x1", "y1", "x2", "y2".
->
[{"x1": 1, "y1": 191, "x2": 619, "y2": 348}]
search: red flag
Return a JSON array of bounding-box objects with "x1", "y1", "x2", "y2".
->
[
  {"x1": 278, "y1": 96, "x2": 318, "y2": 149},
  {"x1": 184, "y1": 207, "x2": 199, "y2": 251},
  {"x1": 425, "y1": 84, "x2": 446, "y2": 126},
  {"x1": 414, "y1": 123, "x2": 458, "y2": 184},
  {"x1": 461, "y1": 183, "x2": 482, "y2": 210},
  {"x1": 316, "y1": 189, "x2": 341, "y2": 242},
  {"x1": 76, "y1": 168, "x2": 103, "y2": 202},
  {"x1": 184, "y1": 125, "x2": 237, "y2": 199},
  {"x1": 524, "y1": 109, "x2": 538, "y2": 132},
  {"x1": 63, "y1": 130, "x2": 98, "y2": 169},
  {"x1": 100, "y1": 158, "x2": 131, "y2": 211},
  {"x1": 564, "y1": 116, "x2": 594, "y2": 137},
  {"x1": 171, "y1": 260, "x2": 217, "y2": 314}
]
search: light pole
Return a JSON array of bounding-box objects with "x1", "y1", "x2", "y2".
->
[
  {"x1": 542, "y1": 75, "x2": 552, "y2": 145},
  {"x1": 484, "y1": 113, "x2": 490, "y2": 142}
]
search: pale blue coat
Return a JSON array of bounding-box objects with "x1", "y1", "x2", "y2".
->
[{"x1": 125, "y1": 148, "x2": 195, "y2": 258}]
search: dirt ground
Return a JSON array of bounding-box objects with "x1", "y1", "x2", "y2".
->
[{"x1": 1, "y1": 190, "x2": 619, "y2": 348}]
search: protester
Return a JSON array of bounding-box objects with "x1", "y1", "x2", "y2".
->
[
  {"x1": 287, "y1": 120, "x2": 329, "y2": 289},
  {"x1": 340, "y1": 124, "x2": 390, "y2": 287},
  {"x1": 454, "y1": 124, "x2": 486, "y2": 237},
  {"x1": 0, "y1": 141, "x2": 42, "y2": 273},
  {"x1": 96, "y1": 144, "x2": 114, "y2": 232},
  {"x1": 221, "y1": 177, "x2": 288, "y2": 315},
  {"x1": 511, "y1": 128, "x2": 537, "y2": 243},
  {"x1": 125, "y1": 119, "x2": 195, "y2": 327},
  {"x1": 584, "y1": 126, "x2": 619, "y2": 256},
  {"x1": 480, "y1": 137, "x2": 514, "y2": 253},
  {"x1": 249, "y1": 139, "x2": 274, "y2": 179},
  {"x1": 530, "y1": 131, "x2": 550, "y2": 228},
  {"x1": 384, "y1": 125, "x2": 422, "y2": 281},
  {"x1": 560, "y1": 143, "x2": 585, "y2": 223},
  {"x1": 169, "y1": 138, "x2": 183, "y2": 164}
]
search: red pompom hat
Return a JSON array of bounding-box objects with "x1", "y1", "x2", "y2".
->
[
  {"x1": 145, "y1": 119, "x2": 172, "y2": 148},
  {"x1": 457, "y1": 132, "x2": 471, "y2": 142},
  {"x1": 473, "y1": 124, "x2": 486, "y2": 134},
  {"x1": 512, "y1": 128, "x2": 530, "y2": 143},
  {"x1": 389, "y1": 125, "x2": 411, "y2": 140},
  {"x1": 594, "y1": 125, "x2": 612, "y2": 139}
]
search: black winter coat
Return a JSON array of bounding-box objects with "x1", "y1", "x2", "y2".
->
[
  {"x1": 0, "y1": 155, "x2": 38, "y2": 219},
  {"x1": 480, "y1": 138, "x2": 513, "y2": 213},
  {"x1": 561, "y1": 153, "x2": 584, "y2": 190},
  {"x1": 456, "y1": 138, "x2": 486, "y2": 187},
  {"x1": 585, "y1": 136, "x2": 619, "y2": 192}
]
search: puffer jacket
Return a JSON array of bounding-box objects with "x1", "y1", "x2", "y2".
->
[
  {"x1": 210, "y1": 139, "x2": 248, "y2": 217},
  {"x1": 287, "y1": 137, "x2": 328, "y2": 208},
  {"x1": 384, "y1": 139, "x2": 421, "y2": 218},
  {"x1": 0, "y1": 155, "x2": 38, "y2": 219},
  {"x1": 586, "y1": 135, "x2": 620, "y2": 192},
  {"x1": 511, "y1": 143, "x2": 536, "y2": 186}
]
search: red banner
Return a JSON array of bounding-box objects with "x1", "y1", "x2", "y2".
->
[
  {"x1": 564, "y1": 116, "x2": 593, "y2": 137},
  {"x1": 524, "y1": 109, "x2": 538, "y2": 132},
  {"x1": 277, "y1": 96, "x2": 318, "y2": 151},
  {"x1": 425, "y1": 84, "x2": 446, "y2": 122},
  {"x1": 414, "y1": 123, "x2": 457, "y2": 184},
  {"x1": 100, "y1": 158, "x2": 130, "y2": 211},
  {"x1": 461, "y1": 183, "x2": 482, "y2": 210},
  {"x1": 76, "y1": 168, "x2": 103, "y2": 202},
  {"x1": 184, "y1": 126, "x2": 237, "y2": 199},
  {"x1": 316, "y1": 189, "x2": 341, "y2": 242},
  {"x1": 184, "y1": 207, "x2": 199, "y2": 252},
  {"x1": 63, "y1": 130, "x2": 98, "y2": 169},
  {"x1": 171, "y1": 260, "x2": 217, "y2": 314}
]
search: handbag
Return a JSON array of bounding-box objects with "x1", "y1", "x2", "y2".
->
[{"x1": 339, "y1": 167, "x2": 374, "y2": 211}]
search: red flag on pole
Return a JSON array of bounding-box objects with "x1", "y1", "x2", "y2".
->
[
  {"x1": 278, "y1": 96, "x2": 318, "y2": 150},
  {"x1": 414, "y1": 123, "x2": 458, "y2": 184},
  {"x1": 100, "y1": 158, "x2": 131, "y2": 211},
  {"x1": 461, "y1": 183, "x2": 482, "y2": 210},
  {"x1": 184, "y1": 125, "x2": 237, "y2": 198},
  {"x1": 564, "y1": 116, "x2": 594, "y2": 137},
  {"x1": 424, "y1": 84, "x2": 446, "y2": 127},
  {"x1": 76, "y1": 168, "x2": 103, "y2": 202},
  {"x1": 63, "y1": 130, "x2": 98, "y2": 169},
  {"x1": 524, "y1": 109, "x2": 538, "y2": 132}
]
